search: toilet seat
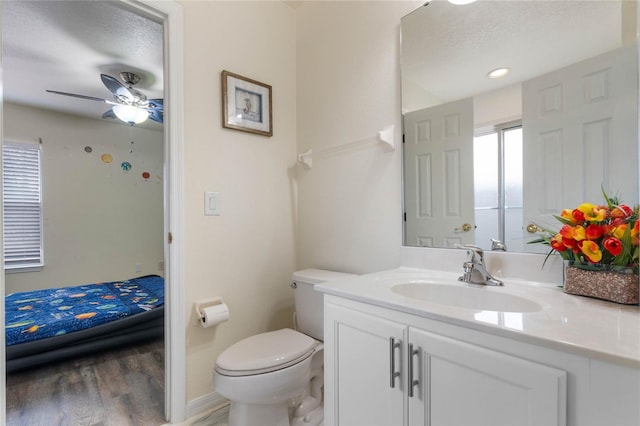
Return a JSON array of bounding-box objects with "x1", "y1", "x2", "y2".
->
[{"x1": 215, "y1": 328, "x2": 319, "y2": 377}]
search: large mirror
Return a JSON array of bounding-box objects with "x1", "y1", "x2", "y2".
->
[{"x1": 401, "y1": 0, "x2": 639, "y2": 253}]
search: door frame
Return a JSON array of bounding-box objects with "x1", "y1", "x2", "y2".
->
[{"x1": 0, "y1": 0, "x2": 186, "y2": 422}]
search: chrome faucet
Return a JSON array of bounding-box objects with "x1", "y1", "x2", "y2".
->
[
  {"x1": 491, "y1": 238, "x2": 507, "y2": 251},
  {"x1": 456, "y1": 244, "x2": 503, "y2": 286}
]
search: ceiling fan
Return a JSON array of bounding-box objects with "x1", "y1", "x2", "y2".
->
[{"x1": 46, "y1": 72, "x2": 163, "y2": 125}]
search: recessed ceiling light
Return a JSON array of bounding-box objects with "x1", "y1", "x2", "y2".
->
[
  {"x1": 448, "y1": 0, "x2": 477, "y2": 5},
  {"x1": 487, "y1": 67, "x2": 510, "y2": 79}
]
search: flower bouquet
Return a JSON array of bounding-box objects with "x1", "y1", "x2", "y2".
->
[{"x1": 530, "y1": 190, "x2": 639, "y2": 304}]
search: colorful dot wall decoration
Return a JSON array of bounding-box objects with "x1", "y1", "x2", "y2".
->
[
  {"x1": 101, "y1": 154, "x2": 113, "y2": 164},
  {"x1": 142, "y1": 172, "x2": 150, "y2": 179},
  {"x1": 121, "y1": 161, "x2": 132, "y2": 172}
]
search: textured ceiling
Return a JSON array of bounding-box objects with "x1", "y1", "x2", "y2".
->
[
  {"x1": 3, "y1": 1, "x2": 630, "y2": 125},
  {"x1": 402, "y1": 0, "x2": 629, "y2": 108},
  {"x1": 2, "y1": 1, "x2": 164, "y2": 129}
]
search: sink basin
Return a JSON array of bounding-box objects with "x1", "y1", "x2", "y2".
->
[{"x1": 391, "y1": 282, "x2": 542, "y2": 313}]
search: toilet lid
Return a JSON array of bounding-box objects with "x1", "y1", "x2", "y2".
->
[{"x1": 215, "y1": 328, "x2": 318, "y2": 376}]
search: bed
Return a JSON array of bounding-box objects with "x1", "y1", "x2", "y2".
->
[{"x1": 5, "y1": 274, "x2": 164, "y2": 373}]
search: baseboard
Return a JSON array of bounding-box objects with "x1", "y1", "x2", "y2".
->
[{"x1": 186, "y1": 391, "x2": 229, "y2": 420}]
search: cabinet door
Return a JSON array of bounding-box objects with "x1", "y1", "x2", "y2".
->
[
  {"x1": 324, "y1": 302, "x2": 407, "y2": 426},
  {"x1": 407, "y1": 327, "x2": 567, "y2": 426}
]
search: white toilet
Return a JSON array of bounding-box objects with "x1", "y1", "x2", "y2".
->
[{"x1": 212, "y1": 269, "x2": 355, "y2": 426}]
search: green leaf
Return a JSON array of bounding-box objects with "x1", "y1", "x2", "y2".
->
[
  {"x1": 601, "y1": 185, "x2": 613, "y2": 208},
  {"x1": 612, "y1": 225, "x2": 633, "y2": 266},
  {"x1": 527, "y1": 238, "x2": 549, "y2": 245},
  {"x1": 553, "y1": 215, "x2": 574, "y2": 226}
]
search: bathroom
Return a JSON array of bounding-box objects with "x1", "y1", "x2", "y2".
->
[
  {"x1": 1, "y1": 0, "x2": 638, "y2": 425},
  {"x1": 182, "y1": 0, "x2": 639, "y2": 423}
]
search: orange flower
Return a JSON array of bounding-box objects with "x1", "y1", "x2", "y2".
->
[
  {"x1": 560, "y1": 209, "x2": 577, "y2": 224},
  {"x1": 550, "y1": 234, "x2": 568, "y2": 251},
  {"x1": 572, "y1": 225, "x2": 586, "y2": 241},
  {"x1": 611, "y1": 204, "x2": 633, "y2": 219},
  {"x1": 603, "y1": 237, "x2": 623, "y2": 256},
  {"x1": 585, "y1": 224, "x2": 605, "y2": 240},
  {"x1": 612, "y1": 224, "x2": 628, "y2": 240},
  {"x1": 559, "y1": 224, "x2": 593, "y2": 252},
  {"x1": 559, "y1": 224, "x2": 586, "y2": 241},
  {"x1": 571, "y1": 208, "x2": 585, "y2": 222},
  {"x1": 579, "y1": 240, "x2": 603, "y2": 263},
  {"x1": 559, "y1": 224, "x2": 574, "y2": 239}
]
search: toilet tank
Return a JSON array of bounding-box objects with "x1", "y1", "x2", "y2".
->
[{"x1": 292, "y1": 269, "x2": 356, "y2": 341}]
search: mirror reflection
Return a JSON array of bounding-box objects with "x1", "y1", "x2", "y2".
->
[{"x1": 401, "y1": 0, "x2": 639, "y2": 253}]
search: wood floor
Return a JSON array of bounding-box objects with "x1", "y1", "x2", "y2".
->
[{"x1": 6, "y1": 337, "x2": 165, "y2": 426}]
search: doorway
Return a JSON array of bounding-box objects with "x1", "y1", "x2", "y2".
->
[{"x1": 0, "y1": 0, "x2": 185, "y2": 422}]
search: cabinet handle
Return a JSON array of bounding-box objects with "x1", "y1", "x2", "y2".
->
[
  {"x1": 389, "y1": 337, "x2": 401, "y2": 388},
  {"x1": 408, "y1": 343, "x2": 419, "y2": 398}
]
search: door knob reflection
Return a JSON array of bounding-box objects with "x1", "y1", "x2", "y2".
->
[
  {"x1": 526, "y1": 223, "x2": 541, "y2": 233},
  {"x1": 454, "y1": 223, "x2": 473, "y2": 232}
]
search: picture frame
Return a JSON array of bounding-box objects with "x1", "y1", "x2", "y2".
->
[{"x1": 221, "y1": 70, "x2": 273, "y2": 137}]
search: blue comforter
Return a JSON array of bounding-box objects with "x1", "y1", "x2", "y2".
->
[{"x1": 6, "y1": 275, "x2": 164, "y2": 346}]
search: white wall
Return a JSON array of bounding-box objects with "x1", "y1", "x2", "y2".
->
[
  {"x1": 181, "y1": 0, "x2": 424, "y2": 406},
  {"x1": 474, "y1": 83, "x2": 522, "y2": 128},
  {"x1": 296, "y1": 1, "x2": 421, "y2": 275},
  {"x1": 3, "y1": 102, "x2": 164, "y2": 294},
  {"x1": 180, "y1": 0, "x2": 298, "y2": 401}
]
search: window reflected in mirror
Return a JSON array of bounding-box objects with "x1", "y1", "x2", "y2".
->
[{"x1": 473, "y1": 125, "x2": 526, "y2": 252}]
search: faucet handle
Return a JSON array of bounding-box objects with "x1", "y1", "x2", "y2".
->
[
  {"x1": 454, "y1": 244, "x2": 484, "y2": 263},
  {"x1": 468, "y1": 245, "x2": 484, "y2": 263},
  {"x1": 491, "y1": 238, "x2": 507, "y2": 251}
]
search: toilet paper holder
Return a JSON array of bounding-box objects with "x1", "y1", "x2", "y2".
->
[{"x1": 194, "y1": 297, "x2": 228, "y2": 326}]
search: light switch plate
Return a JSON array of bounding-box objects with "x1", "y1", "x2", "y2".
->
[{"x1": 204, "y1": 192, "x2": 220, "y2": 216}]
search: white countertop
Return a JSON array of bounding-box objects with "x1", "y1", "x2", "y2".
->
[{"x1": 317, "y1": 267, "x2": 640, "y2": 366}]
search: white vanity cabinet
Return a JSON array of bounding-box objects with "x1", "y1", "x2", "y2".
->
[
  {"x1": 324, "y1": 296, "x2": 567, "y2": 426},
  {"x1": 407, "y1": 327, "x2": 566, "y2": 426},
  {"x1": 323, "y1": 298, "x2": 407, "y2": 425}
]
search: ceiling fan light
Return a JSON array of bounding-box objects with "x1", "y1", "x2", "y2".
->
[{"x1": 113, "y1": 104, "x2": 149, "y2": 124}]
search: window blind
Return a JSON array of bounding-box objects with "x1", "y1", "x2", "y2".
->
[{"x1": 2, "y1": 142, "x2": 43, "y2": 269}]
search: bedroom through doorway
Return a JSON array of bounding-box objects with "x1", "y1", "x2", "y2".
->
[{"x1": 2, "y1": 1, "x2": 170, "y2": 422}]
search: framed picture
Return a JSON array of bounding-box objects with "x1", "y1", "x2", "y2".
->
[{"x1": 221, "y1": 70, "x2": 273, "y2": 137}]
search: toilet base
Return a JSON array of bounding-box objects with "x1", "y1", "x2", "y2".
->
[
  {"x1": 228, "y1": 401, "x2": 290, "y2": 426},
  {"x1": 291, "y1": 404, "x2": 324, "y2": 426}
]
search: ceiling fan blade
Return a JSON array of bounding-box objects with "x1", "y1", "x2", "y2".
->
[
  {"x1": 101, "y1": 109, "x2": 117, "y2": 120},
  {"x1": 46, "y1": 89, "x2": 117, "y2": 105},
  {"x1": 101, "y1": 73, "x2": 134, "y2": 102},
  {"x1": 148, "y1": 109, "x2": 164, "y2": 123},
  {"x1": 148, "y1": 98, "x2": 164, "y2": 110}
]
